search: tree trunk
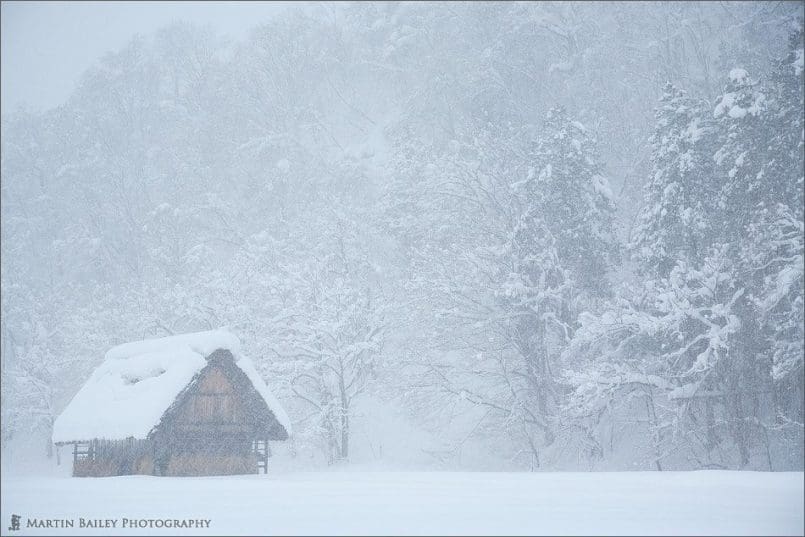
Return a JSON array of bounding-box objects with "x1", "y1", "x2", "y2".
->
[
  {"x1": 338, "y1": 363, "x2": 349, "y2": 461},
  {"x1": 341, "y1": 411, "x2": 349, "y2": 460},
  {"x1": 644, "y1": 392, "x2": 663, "y2": 471}
]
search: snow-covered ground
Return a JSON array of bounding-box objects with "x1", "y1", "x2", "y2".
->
[{"x1": 2, "y1": 471, "x2": 802, "y2": 536}]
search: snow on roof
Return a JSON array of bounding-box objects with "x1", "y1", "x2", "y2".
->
[
  {"x1": 234, "y1": 355, "x2": 292, "y2": 435},
  {"x1": 52, "y1": 329, "x2": 291, "y2": 444}
]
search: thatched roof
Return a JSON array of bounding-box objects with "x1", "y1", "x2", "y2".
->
[{"x1": 53, "y1": 329, "x2": 291, "y2": 444}]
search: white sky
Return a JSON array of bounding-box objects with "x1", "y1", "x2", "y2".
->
[{"x1": 1, "y1": 1, "x2": 298, "y2": 113}]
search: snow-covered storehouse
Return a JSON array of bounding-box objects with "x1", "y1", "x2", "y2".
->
[{"x1": 53, "y1": 329, "x2": 291, "y2": 477}]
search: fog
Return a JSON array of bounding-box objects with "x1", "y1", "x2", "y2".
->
[
  {"x1": 1, "y1": 1, "x2": 803, "y2": 477},
  {"x1": 1, "y1": 1, "x2": 296, "y2": 111}
]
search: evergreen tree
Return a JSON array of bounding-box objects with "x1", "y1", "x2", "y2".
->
[
  {"x1": 527, "y1": 107, "x2": 619, "y2": 295},
  {"x1": 631, "y1": 83, "x2": 716, "y2": 278}
]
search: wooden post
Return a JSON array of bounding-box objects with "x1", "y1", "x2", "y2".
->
[
  {"x1": 253, "y1": 439, "x2": 270, "y2": 474},
  {"x1": 264, "y1": 438, "x2": 269, "y2": 474}
]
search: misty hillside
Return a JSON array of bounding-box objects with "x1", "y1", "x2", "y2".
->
[{"x1": 1, "y1": 1, "x2": 803, "y2": 473}]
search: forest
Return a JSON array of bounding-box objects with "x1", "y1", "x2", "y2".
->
[{"x1": 2, "y1": 1, "x2": 803, "y2": 473}]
